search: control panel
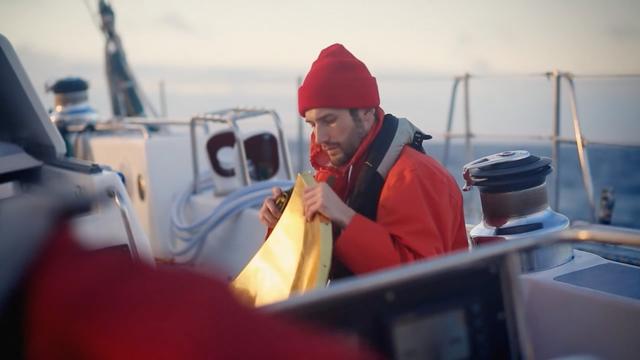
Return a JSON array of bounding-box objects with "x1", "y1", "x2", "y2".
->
[{"x1": 269, "y1": 254, "x2": 522, "y2": 359}]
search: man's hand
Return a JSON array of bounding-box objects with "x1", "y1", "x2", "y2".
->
[
  {"x1": 303, "y1": 182, "x2": 356, "y2": 228},
  {"x1": 259, "y1": 187, "x2": 283, "y2": 228}
]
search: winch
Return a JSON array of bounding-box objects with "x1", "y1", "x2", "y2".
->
[
  {"x1": 47, "y1": 77, "x2": 99, "y2": 128},
  {"x1": 463, "y1": 150, "x2": 572, "y2": 271},
  {"x1": 46, "y1": 77, "x2": 100, "y2": 157}
]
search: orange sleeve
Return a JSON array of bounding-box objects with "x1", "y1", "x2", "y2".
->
[{"x1": 334, "y1": 162, "x2": 467, "y2": 274}]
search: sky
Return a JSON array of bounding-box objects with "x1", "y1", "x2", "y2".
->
[{"x1": 2, "y1": 0, "x2": 640, "y2": 143}]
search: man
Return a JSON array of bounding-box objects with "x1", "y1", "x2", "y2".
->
[{"x1": 260, "y1": 43, "x2": 468, "y2": 279}]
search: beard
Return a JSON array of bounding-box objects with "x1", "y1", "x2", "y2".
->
[{"x1": 327, "y1": 114, "x2": 367, "y2": 166}]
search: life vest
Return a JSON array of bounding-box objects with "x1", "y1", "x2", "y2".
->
[{"x1": 330, "y1": 114, "x2": 430, "y2": 279}]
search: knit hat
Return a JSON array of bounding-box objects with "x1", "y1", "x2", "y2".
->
[{"x1": 298, "y1": 44, "x2": 380, "y2": 117}]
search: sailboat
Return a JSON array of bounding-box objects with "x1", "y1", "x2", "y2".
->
[{"x1": 2, "y1": 0, "x2": 640, "y2": 357}]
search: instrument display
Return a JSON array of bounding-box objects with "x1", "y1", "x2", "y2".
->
[
  {"x1": 391, "y1": 308, "x2": 470, "y2": 360},
  {"x1": 270, "y1": 253, "x2": 522, "y2": 359}
]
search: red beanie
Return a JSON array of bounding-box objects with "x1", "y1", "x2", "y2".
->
[{"x1": 298, "y1": 44, "x2": 380, "y2": 117}]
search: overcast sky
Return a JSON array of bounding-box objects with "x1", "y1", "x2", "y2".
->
[
  {"x1": 4, "y1": 0, "x2": 640, "y2": 73},
  {"x1": 2, "y1": 0, "x2": 639, "y2": 142}
]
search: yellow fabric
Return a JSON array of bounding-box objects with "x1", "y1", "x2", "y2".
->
[{"x1": 231, "y1": 173, "x2": 332, "y2": 307}]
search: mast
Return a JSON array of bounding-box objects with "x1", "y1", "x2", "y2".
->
[{"x1": 98, "y1": 0, "x2": 147, "y2": 117}]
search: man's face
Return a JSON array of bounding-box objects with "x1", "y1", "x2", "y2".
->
[{"x1": 304, "y1": 108, "x2": 374, "y2": 166}]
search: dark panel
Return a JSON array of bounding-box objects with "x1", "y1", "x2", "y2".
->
[{"x1": 555, "y1": 263, "x2": 640, "y2": 300}]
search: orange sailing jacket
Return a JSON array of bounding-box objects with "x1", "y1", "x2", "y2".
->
[
  {"x1": 333, "y1": 145, "x2": 469, "y2": 274},
  {"x1": 310, "y1": 112, "x2": 468, "y2": 276}
]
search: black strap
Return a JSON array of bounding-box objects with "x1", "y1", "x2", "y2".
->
[
  {"x1": 331, "y1": 115, "x2": 399, "y2": 280},
  {"x1": 346, "y1": 114, "x2": 399, "y2": 221},
  {"x1": 331, "y1": 114, "x2": 433, "y2": 280}
]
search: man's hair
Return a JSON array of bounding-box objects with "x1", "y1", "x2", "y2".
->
[
  {"x1": 348, "y1": 108, "x2": 377, "y2": 139},
  {"x1": 348, "y1": 108, "x2": 377, "y2": 124},
  {"x1": 348, "y1": 109, "x2": 360, "y2": 122}
]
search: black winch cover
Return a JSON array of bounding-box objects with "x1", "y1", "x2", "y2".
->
[
  {"x1": 49, "y1": 77, "x2": 89, "y2": 94},
  {"x1": 463, "y1": 150, "x2": 552, "y2": 193}
]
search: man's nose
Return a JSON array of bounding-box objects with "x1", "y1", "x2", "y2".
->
[{"x1": 315, "y1": 125, "x2": 329, "y2": 144}]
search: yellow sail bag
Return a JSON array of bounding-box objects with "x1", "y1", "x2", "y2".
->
[{"x1": 231, "y1": 173, "x2": 332, "y2": 307}]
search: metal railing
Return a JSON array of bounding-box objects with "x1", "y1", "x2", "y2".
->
[
  {"x1": 65, "y1": 109, "x2": 294, "y2": 195},
  {"x1": 266, "y1": 224, "x2": 640, "y2": 312},
  {"x1": 441, "y1": 70, "x2": 640, "y2": 222},
  {"x1": 189, "y1": 108, "x2": 294, "y2": 193},
  {"x1": 109, "y1": 188, "x2": 140, "y2": 260}
]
